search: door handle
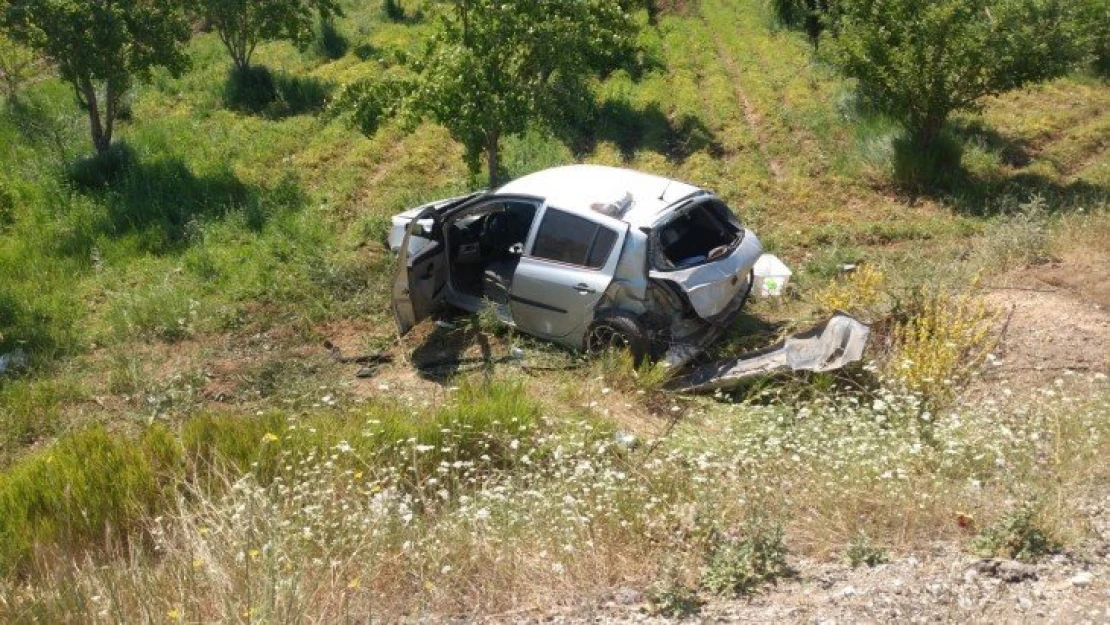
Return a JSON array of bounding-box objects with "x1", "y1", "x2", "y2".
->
[{"x1": 573, "y1": 283, "x2": 595, "y2": 294}]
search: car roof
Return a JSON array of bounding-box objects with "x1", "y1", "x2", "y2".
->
[{"x1": 495, "y1": 165, "x2": 703, "y2": 229}]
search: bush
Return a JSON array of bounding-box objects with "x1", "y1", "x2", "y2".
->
[
  {"x1": 887, "y1": 290, "x2": 997, "y2": 400},
  {"x1": 973, "y1": 502, "x2": 1061, "y2": 561},
  {"x1": 702, "y1": 522, "x2": 792, "y2": 596},
  {"x1": 812, "y1": 263, "x2": 888, "y2": 320}
]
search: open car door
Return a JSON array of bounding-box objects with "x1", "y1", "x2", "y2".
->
[{"x1": 392, "y1": 207, "x2": 447, "y2": 335}]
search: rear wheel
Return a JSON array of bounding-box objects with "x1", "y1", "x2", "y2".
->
[{"x1": 586, "y1": 312, "x2": 648, "y2": 365}]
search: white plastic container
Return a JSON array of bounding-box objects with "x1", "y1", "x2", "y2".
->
[{"x1": 752, "y1": 253, "x2": 792, "y2": 298}]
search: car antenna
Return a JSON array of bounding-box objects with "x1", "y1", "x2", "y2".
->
[{"x1": 658, "y1": 180, "x2": 673, "y2": 201}]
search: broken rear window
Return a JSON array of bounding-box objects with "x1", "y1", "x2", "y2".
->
[{"x1": 653, "y1": 200, "x2": 741, "y2": 270}]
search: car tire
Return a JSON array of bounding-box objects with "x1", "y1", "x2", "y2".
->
[{"x1": 586, "y1": 312, "x2": 649, "y2": 366}]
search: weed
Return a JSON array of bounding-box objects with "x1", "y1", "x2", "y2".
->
[
  {"x1": 886, "y1": 289, "x2": 997, "y2": 400},
  {"x1": 974, "y1": 195, "x2": 1053, "y2": 272},
  {"x1": 812, "y1": 264, "x2": 888, "y2": 320},
  {"x1": 647, "y1": 565, "x2": 702, "y2": 618},
  {"x1": 594, "y1": 348, "x2": 673, "y2": 394},
  {"x1": 973, "y1": 502, "x2": 1062, "y2": 562},
  {"x1": 702, "y1": 522, "x2": 792, "y2": 597},
  {"x1": 845, "y1": 531, "x2": 889, "y2": 568}
]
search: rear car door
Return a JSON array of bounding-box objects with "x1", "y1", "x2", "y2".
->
[
  {"x1": 509, "y1": 207, "x2": 628, "y2": 340},
  {"x1": 392, "y1": 207, "x2": 447, "y2": 335}
]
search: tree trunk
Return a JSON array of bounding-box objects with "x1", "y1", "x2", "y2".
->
[
  {"x1": 80, "y1": 78, "x2": 110, "y2": 154},
  {"x1": 914, "y1": 115, "x2": 945, "y2": 150},
  {"x1": 485, "y1": 131, "x2": 500, "y2": 189}
]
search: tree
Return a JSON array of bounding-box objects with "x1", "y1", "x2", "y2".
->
[
  {"x1": 3, "y1": 0, "x2": 189, "y2": 154},
  {"x1": 830, "y1": 0, "x2": 1090, "y2": 150},
  {"x1": 194, "y1": 0, "x2": 341, "y2": 73},
  {"x1": 336, "y1": 0, "x2": 639, "y2": 187}
]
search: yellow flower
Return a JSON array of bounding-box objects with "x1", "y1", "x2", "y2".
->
[
  {"x1": 192, "y1": 558, "x2": 204, "y2": 570},
  {"x1": 248, "y1": 548, "x2": 260, "y2": 560},
  {"x1": 424, "y1": 581, "x2": 435, "y2": 591},
  {"x1": 167, "y1": 608, "x2": 182, "y2": 621},
  {"x1": 262, "y1": 432, "x2": 279, "y2": 443},
  {"x1": 347, "y1": 577, "x2": 361, "y2": 589}
]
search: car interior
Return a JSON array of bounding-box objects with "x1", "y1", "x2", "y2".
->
[
  {"x1": 655, "y1": 200, "x2": 741, "y2": 269},
  {"x1": 445, "y1": 201, "x2": 538, "y2": 305}
]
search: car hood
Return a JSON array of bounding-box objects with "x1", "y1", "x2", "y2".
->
[{"x1": 648, "y1": 230, "x2": 763, "y2": 319}]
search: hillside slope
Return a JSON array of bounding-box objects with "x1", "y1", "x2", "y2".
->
[{"x1": 0, "y1": 0, "x2": 1107, "y2": 620}]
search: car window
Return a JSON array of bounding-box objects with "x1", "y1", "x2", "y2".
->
[
  {"x1": 531, "y1": 208, "x2": 618, "y2": 269},
  {"x1": 585, "y1": 226, "x2": 618, "y2": 269}
]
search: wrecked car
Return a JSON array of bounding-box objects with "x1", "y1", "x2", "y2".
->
[{"x1": 389, "y1": 165, "x2": 764, "y2": 367}]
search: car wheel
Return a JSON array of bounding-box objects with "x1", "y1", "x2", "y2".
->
[{"x1": 586, "y1": 312, "x2": 648, "y2": 366}]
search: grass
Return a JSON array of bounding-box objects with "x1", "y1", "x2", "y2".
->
[{"x1": 0, "y1": 0, "x2": 1107, "y2": 619}]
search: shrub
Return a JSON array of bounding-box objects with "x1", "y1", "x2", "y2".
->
[
  {"x1": 702, "y1": 522, "x2": 791, "y2": 596},
  {"x1": 812, "y1": 263, "x2": 888, "y2": 320},
  {"x1": 887, "y1": 290, "x2": 997, "y2": 399},
  {"x1": 845, "y1": 531, "x2": 889, "y2": 568},
  {"x1": 973, "y1": 502, "x2": 1061, "y2": 561}
]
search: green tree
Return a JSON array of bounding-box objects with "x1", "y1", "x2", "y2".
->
[
  {"x1": 830, "y1": 0, "x2": 1090, "y2": 150},
  {"x1": 336, "y1": 0, "x2": 639, "y2": 187},
  {"x1": 3, "y1": 0, "x2": 189, "y2": 154},
  {"x1": 194, "y1": 0, "x2": 341, "y2": 73}
]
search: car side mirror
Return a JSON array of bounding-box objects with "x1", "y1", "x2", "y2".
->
[{"x1": 508, "y1": 243, "x2": 524, "y2": 256}]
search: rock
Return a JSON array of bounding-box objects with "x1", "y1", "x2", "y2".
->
[
  {"x1": 611, "y1": 587, "x2": 644, "y2": 605},
  {"x1": 971, "y1": 558, "x2": 1037, "y2": 583},
  {"x1": 841, "y1": 586, "x2": 856, "y2": 598},
  {"x1": 1070, "y1": 571, "x2": 1094, "y2": 587}
]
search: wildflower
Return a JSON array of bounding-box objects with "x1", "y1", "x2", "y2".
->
[
  {"x1": 262, "y1": 432, "x2": 279, "y2": 443},
  {"x1": 167, "y1": 608, "x2": 182, "y2": 621},
  {"x1": 348, "y1": 577, "x2": 361, "y2": 589}
]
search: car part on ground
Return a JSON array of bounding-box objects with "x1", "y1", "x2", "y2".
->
[{"x1": 666, "y1": 313, "x2": 871, "y2": 393}]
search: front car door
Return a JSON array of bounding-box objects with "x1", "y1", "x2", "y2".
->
[
  {"x1": 391, "y1": 206, "x2": 447, "y2": 335},
  {"x1": 509, "y1": 206, "x2": 628, "y2": 342}
]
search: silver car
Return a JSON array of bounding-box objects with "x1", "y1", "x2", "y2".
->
[{"x1": 390, "y1": 165, "x2": 764, "y2": 367}]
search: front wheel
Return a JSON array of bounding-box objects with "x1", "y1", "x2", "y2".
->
[{"x1": 585, "y1": 312, "x2": 649, "y2": 366}]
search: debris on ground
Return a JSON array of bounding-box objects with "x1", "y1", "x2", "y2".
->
[
  {"x1": 668, "y1": 313, "x2": 870, "y2": 392},
  {"x1": 0, "y1": 349, "x2": 27, "y2": 376}
]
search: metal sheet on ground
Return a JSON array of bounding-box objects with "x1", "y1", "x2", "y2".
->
[{"x1": 668, "y1": 313, "x2": 870, "y2": 392}]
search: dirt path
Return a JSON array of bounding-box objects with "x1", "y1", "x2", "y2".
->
[
  {"x1": 975, "y1": 253, "x2": 1110, "y2": 395},
  {"x1": 710, "y1": 32, "x2": 784, "y2": 181}
]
